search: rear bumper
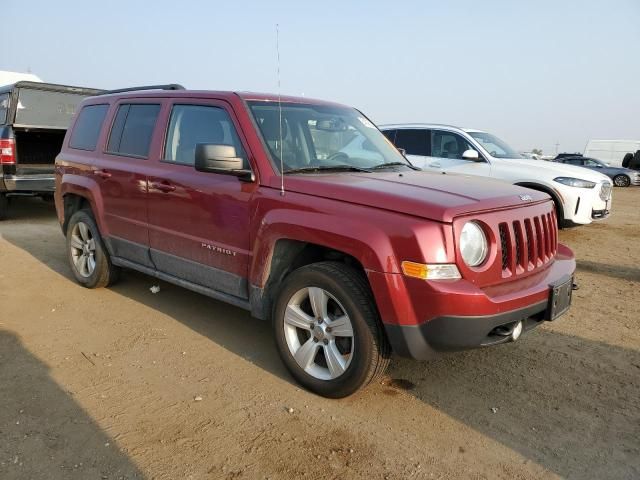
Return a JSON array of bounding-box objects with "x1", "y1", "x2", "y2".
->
[{"x1": 1, "y1": 174, "x2": 55, "y2": 193}]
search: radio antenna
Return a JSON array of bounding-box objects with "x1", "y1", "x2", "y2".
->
[{"x1": 276, "y1": 24, "x2": 285, "y2": 196}]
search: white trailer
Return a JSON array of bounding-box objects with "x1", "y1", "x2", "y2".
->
[{"x1": 584, "y1": 139, "x2": 640, "y2": 166}]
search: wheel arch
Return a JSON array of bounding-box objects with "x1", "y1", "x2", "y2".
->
[{"x1": 250, "y1": 238, "x2": 371, "y2": 320}]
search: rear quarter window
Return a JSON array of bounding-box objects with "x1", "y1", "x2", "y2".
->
[{"x1": 68, "y1": 104, "x2": 109, "y2": 151}]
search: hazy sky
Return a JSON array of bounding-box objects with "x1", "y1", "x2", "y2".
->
[{"x1": 2, "y1": 0, "x2": 638, "y2": 154}]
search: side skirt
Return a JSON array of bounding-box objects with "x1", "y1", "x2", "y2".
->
[{"x1": 111, "y1": 256, "x2": 252, "y2": 312}]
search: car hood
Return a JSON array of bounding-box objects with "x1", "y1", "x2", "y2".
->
[
  {"x1": 492, "y1": 157, "x2": 612, "y2": 184},
  {"x1": 280, "y1": 170, "x2": 550, "y2": 223}
]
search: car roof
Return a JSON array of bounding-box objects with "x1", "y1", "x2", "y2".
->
[
  {"x1": 379, "y1": 123, "x2": 484, "y2": 133},
  {"x1": 93, "y1": 88, "x2": 346, "y2": 108}
]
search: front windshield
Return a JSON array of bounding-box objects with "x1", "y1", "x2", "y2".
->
[
  {"x1": 468, "y1": 131, "x2": 522, "y2": 159},
  {"x1": 248, "y1": 102, "x2": 409, "y2": 173}
]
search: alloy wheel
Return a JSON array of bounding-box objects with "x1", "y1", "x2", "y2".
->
[
  {"x1": 70, "y1": 221, "x2": 97, "y2": 278},
  {"x1": 283, "y1": 287, "x2": 355, "y2": 380}
]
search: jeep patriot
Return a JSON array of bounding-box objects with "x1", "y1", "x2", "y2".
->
[{"x1": 55, "y1": 85, "x2": 576, "y2": 397}]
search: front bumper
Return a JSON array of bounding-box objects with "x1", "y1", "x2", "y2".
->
[
  {"x1": 561, "y1": 181, "x2": 612, "y2": 224},
  {"x1": 369, "y1": 245, "x2": 576, "y2": 360},
  {"x1": 385, "y1": 300, "x2": 551, "y2": 360}
]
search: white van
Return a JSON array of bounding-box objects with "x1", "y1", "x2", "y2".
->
[{"x1": 584, "y1": 140, "x2": 640, "y2": 167}]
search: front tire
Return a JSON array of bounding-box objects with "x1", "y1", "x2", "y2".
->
[
  {"x1": 66, "y1": 209, "x2": 119, "y2": 288},
  {"x1": 273, "y1": 261, "x2": 390, "y2": 398},
  {"x1": 613, "y1": 174, "x2": 630, "y2": 187}
]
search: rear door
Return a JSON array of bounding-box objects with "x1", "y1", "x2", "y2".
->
[
  {"x1": 146, "y1": 99, "x2": 256, "y2": 299},
  {"x1": 392, "y1": 129, "x2": 432, "y2": 168},
  {"x1": 91, "y1": 100, "x2": 162, "y2": 267}
]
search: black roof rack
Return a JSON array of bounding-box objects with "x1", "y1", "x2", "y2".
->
[{"x1": 98, "y1": 84, "x2": 185, "y2": 95}]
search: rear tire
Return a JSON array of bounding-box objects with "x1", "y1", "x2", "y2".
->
[
  {"x1": 66, "y1": 209, "x2": 119, "y2": 288},
  {"x1": 273, "y1": 261, "x2": 390, "y2": 398},
  {"x1": 613, "y1": 174, "x2": 630, "y2": 187},
  {"x1": 0, "y1": 194, "x2": 8, "y2": 221}
]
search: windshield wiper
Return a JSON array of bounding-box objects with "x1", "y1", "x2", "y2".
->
[
  {"x1": 371, "y1": 162, "x2": 421, "y2": 171},
  {"x1": 284, "y1": 164, "x2": 372, "y2": 174}
]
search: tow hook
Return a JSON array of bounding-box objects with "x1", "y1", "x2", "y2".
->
[{"x1": 572, "y1": 282, "x2": 579, "y2": 291}]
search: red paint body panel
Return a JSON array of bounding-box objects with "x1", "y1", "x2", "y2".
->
[{"x1": 55, "y1": 89, "x2": 576, "y2": 337}]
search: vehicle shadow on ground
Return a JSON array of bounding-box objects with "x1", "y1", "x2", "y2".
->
[
  {"x1": 0, "y1": 330, "x2": 144, "y2": 480},
  {"x1": 576, "y1": 259, "x2": 640, "y2": 282},
  {"x1": 3, "y1": 201, "x2": 639, "y2": 478},
  {"x1": 388, "y1": 328, "x2": 640, "y2": 479}
]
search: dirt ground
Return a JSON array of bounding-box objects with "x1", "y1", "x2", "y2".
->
[{"x1": 0, "y1": 189, "x2": 638, "y2": 480}]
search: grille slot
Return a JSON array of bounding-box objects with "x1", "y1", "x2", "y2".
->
[
  {"x1": 512, "y1": 221, "x2": 523, "y2": 268},
  {"x1": 499, "y1": 223, "x2": 509, "y2": 271}
]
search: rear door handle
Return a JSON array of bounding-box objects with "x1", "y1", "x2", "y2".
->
[
  {"x1": 93, "y1": 169, "x2": 112, "y2": 179},
  {"x1": 150, "y1": 181, "x2": 176, "y2": 193}
]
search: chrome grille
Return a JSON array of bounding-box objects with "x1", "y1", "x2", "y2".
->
[{"x1": 600, "y1": 182, "x2": 612, "y2": 201}]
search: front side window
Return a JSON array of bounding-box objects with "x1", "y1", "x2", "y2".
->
[
  {"x1": 248, "y1": 102, "x2": 409, "y2": 172},
  {"x1": 164, "y1": 104, "x2": 246, "y2": 166},
  {"x1": 68, "y1": 104, "x2": 109, "y2": 151},
  {"x1": 431, "y1": 130, "x2": 476, "y2": 160},
  {"x1": 565, "y1": 158, "x2": 584, "y2": 166},
  {"x1": 107, "y1": 104, "x2": 160, "y2": 158},
  {"x1": 467, "y1": 131, "x2": 521, "y2": 159},
  {"x1": 394, "y1": 129, "x2": 429, "y2": 156}
]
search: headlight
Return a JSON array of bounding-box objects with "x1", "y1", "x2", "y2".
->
[
  {"x1": 553, "y1": 177, "x2": 596, "y2": 188},
  {"x1": 460, "y1": 221, "x2": 488, "y2": 267}
]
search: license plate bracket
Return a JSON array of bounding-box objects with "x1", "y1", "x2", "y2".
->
[{"x1": 546, "y1": 276, "x2": 573, "y2": 321}]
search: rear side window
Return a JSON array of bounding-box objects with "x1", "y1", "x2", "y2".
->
[
  {"x1": 382, "y1": 129, "x2": 396, "y2": 143},
  {"x1": 107, "y1": 104, "x2": 160, "y2": 158},
  {"x1": 395, "y1": 129, "x2": 430, "y2": 156},
  {"x1": 164, "y1": 104, "x2": 246, "y2": 166},
  {"x1": 68, "y1": 104, "x2": 109, "y2": 151}
]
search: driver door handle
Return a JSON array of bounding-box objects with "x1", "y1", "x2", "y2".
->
[
  {"x1": 150, "y1": 181, "x2": 176, "y2": 193},
  {"x1": 93, "y1": 169, "x2": 112, "y2": 179}
]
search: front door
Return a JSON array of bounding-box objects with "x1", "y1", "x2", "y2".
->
[
  {"x1": 430, "y1": 130, "x2": 491, "y2": 176},
  {"x1": 146, "y1": 100, "x2": 255, "y2": 299}
]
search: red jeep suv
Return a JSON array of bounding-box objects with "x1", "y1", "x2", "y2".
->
[{"x1": 55, "y1": 85, "x2": 576, "y2": 397}]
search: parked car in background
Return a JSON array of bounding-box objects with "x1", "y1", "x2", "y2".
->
[
  {"x1": 0, "y1": 81, "x2": 102, "y2": 219},
  {"x1": 381, "y1": 124, "x2": 613, "y2": 227},
  {"x1": 584, "y1": 139, "x2": 640, "y2": 167},
  {"x1": 55, "y1": 86, "x2": 576, "y2": 397},
  {"x1": 555, "y1": 156, "x2": 640, "y2": 187},
  {"x1": 555, "y1": 153, "x2": 582, "y2": 160}
]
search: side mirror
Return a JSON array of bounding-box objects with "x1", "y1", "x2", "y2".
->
[
  {"x1": 462, "y1": 149, "x2": 481, "y2": 161},
  {"x1": 195, "y1": 144, "x2": 254, "y2": 181}
]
